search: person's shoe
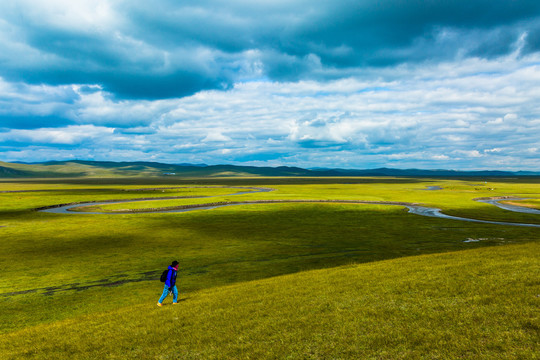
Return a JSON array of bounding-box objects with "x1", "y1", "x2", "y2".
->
[
  {"x1": 172, "y1": 302, "x2": 178, "y2": 305},
  {"x1": 157, "y1": 302, "x2": 162, "y2": 307}
]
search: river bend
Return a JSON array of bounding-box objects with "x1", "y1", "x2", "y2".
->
[{"x1": 37, "y1": 188, "x2": 540, "y2": 228}]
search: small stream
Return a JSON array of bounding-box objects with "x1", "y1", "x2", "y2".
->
[
  {"x1": 477, "y1": 197, "x2": 540, "y2": 215},
  {"x1": 38, "y1": 186, "x2": 273, "y2": 214},
  {"x1": 37, "y1": 187, "x2": 540, "y2": 228},
  {"x1": 404, "y1": 203, "x2": 540, "y2": 228}
]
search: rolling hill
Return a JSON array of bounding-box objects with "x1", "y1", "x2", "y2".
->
[{"x1": 0, "y1": 160, "x2": 539, "y2": 178}]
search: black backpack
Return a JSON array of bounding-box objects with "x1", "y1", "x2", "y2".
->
[{"x1": 160, "y1": 269, "x2": 168, "y2": 282}]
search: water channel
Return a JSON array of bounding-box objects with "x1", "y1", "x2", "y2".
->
[{"x1": 37, "y1": 187, "x2": 540, "y2": 228}]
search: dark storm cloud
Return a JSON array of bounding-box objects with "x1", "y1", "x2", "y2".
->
[
  {"x1": 1, "y1": 23, "x2": 233, "y2": 100},
  {"x1": 1, "y1": 0, "x2": 539, "y2": 100},
  {"x1": 522, "y1": 21, "x2": 540, "y2": 54}
]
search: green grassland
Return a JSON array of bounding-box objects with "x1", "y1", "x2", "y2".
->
[
  {"x1": 65, "y1": 179, "x2": 540, "y2": 225},
  {"x1": 2, "y1": 243, "x2": 539, "y2": 359},
  {"x1": 1, "y1": 177, "x2": 539, "y2": 358}
]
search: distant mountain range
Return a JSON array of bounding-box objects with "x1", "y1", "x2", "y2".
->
[{"x1": 1, "y1": 160, "x2": 539, "y2": 178}]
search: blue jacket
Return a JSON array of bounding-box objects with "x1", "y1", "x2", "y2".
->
[{"x1": 165, "y1": 266, "x2": 178, "y2": 287}]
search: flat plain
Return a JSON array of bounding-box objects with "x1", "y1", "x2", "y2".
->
[{"x1": 1, "y1": 177, "x2": 539, "y2": 359}]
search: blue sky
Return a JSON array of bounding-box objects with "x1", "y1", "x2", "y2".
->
[{"x1": 1, "y1": 0, "x2": 539, "y2": 170}]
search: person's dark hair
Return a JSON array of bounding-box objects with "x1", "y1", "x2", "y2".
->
[{"x1": 171, "y1": 261, "x2": 179, "y2": 267}]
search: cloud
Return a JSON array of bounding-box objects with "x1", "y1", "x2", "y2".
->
[
  {"x1": 0, "y1": 1, "x2": 539, "y2": 99},
  {"x1": 454, "y1": 150, "x2": 483, "y2": 158},
  {"x1": 0, "y1": 125, "x2": 114, "y2": 145},
  {"x1": 1, "y1": 2, "x2": 540, "y2": 171},
  {"x1": 202, "y1": 131, "x2": 232, "y2": 142},
  {"x1": 1, "y1": 52, "x2": 539, "y2": 170}
]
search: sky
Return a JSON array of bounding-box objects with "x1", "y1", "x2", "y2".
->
[{"x1": 1, "y1": 0, "x2": 540, "y2": 170}]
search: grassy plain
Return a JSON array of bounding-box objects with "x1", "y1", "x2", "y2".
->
[{"x1": 1, "y1": 177, "x2": 539, "y2": 358}]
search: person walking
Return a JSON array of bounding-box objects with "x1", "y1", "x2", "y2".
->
[{"x1": 157, "y1": 260, "x2": 179, "y2": 306}]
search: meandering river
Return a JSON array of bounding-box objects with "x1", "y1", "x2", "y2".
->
[{"x1": 36, "y1": 186, "x2": 540, "y2": 228}]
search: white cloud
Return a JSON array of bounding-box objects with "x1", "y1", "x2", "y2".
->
[
  {"x1": 488, "y1": 117, "x2": 504, "y2": 124},
  {"x1": 0, "y1": 125, "x2": 114, "y2": 144},
  {"x1": 1, "y1": 52, "x2": 540, "y2": 170},
  {"x1": 202, "y1": 131, "x2": 232, "y2": 142},
  {"x1": 431, "y1": 155, "x2": 450, "y2": 160},
  {"x1": 14, "y1": 0, "x2": 118, "y2": 33},
  {"x1": 454, "y1": 150, "x2": 483, "y2": 158}
]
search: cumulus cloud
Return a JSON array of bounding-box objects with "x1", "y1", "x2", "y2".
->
[
  {"x1": 1, "y1": 51, "x2": 539, "y2": 170},
  {"x1": 1, "y1": 1, "x2": 540, "y2": 170},
  {"x1": 202, "y1": 131, "x2": 232, "y2": 142},
  {"x1": 0, "y1": 1, "x2": 539, "y2": 99},
  {"x1": 0, "y1": 125, "x2": 114, "y2": 145}
]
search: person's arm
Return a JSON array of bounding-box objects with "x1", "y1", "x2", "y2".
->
[{"x1": 166, "y1": 268, "x2": 173, "y2": 290}]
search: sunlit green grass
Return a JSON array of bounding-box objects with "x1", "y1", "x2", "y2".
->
[
  {"x1": 2, "y1": 243, "x2": 538, "y2": 359},
  {"x1": 0, "y1": 185, "x2": 252, "y2": 212}
]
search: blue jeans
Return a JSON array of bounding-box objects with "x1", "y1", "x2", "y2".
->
[{"x1": 158, "y1": 284, "x2": 178, "y2": 304}]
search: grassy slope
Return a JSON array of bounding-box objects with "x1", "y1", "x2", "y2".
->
[
  {"x1": 1, "y1": 178, "x2": 539, "y2": 359},
  {"x1": 1, "y1": 243, "x2": 539, "y2": 359},
  {"x1": 2, "y1": 160, "x2": 540, "y2": 179},
  {"x1": 0, "y1": 161, "x2": 310, "y2": 178},
  {"x1": 0, "y1": 161, "x2": 187, "y2": 178},
  {"x1": 1, "y1": 180, "x2": 540, "y2": 332}
]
